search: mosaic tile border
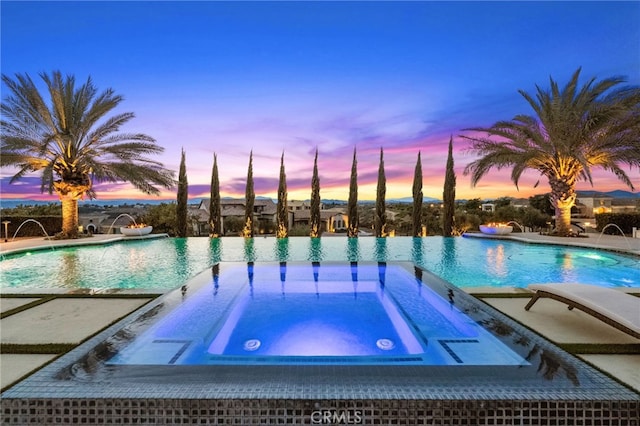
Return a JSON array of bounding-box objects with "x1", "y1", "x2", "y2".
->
[{"x1": 2, "y1": 398, "x2": 639, "y2": 425}]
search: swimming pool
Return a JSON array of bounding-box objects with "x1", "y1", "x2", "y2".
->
[
  {"x1": 1, "y1": 236, "x2": 638, "y2": 290},
  {"x1": 107, "y1": 262, "x2": 527, "y2": 366}
]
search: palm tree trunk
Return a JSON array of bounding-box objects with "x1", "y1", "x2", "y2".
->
[
  {"x1": 54, "y1": 181, "x2": 90, "y2": 239},
  {"x1": 549, "y1": 177, "x2": 576, "y2": 236},
  {"x1": 554, "y1": 200, "x2": 573, "y2": 236},
  {"x1": 60, "y1": 197, "x2": 79, "y2": 238}
]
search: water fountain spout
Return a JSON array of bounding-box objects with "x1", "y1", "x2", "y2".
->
[
  {"x1": 596, "y1": 224, "x2": 632, "y2": 250},
  {"x1": 10, "y1": 219, "x2": 55, "y2": 250},
  {"x1": 506, "y1": 221, "x2": 525, "y2": 233},
  {"x1": 105, "y1": 213, "x2": 138, "y2": 235}
]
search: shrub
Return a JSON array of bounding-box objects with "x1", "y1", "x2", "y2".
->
[
  {"x1": 595, "y1": 213, "x2": 640, "y2": 235},
  {"x1": 288, "y1": 225, "x2": 311, "y2": 236},
  {"x1": 0, "y1": 215, "x2": 62, "y2": 238}
]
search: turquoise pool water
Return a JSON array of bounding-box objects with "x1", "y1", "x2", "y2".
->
[{"x1": 1, "y1": 236, "x2": 638, "y2": 290}]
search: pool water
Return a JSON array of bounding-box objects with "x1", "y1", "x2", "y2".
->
[
  {"x1": 1, "y1": 236, "x2": 638, "y2": 290},
  {"x1": 107, "y1": 262, "x2": 528, "y2": 366}
]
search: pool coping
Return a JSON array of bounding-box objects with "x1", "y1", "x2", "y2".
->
[
  {"x1": 0, "y1": 233, "x2": 169, "y2": 257},
  {"x1": 462, "y1": 231, "x2": 640, "y2": 257}
]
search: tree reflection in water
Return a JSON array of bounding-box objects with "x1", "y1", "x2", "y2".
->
[
  {"x1": 54, "y1": 304, "x2": 164, "y2": 380},
  {"x1": 479, "y1": 317, "x2": 580, "y2": 385}
]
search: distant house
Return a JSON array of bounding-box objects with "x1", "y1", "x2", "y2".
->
[
  {"x1": 511, "y1": 198, "x2": 530, "y2": 209},
  {"x1": 289, "y1": 209, "x2": 344, "y2": 233},
  {"x1": 79, "y1": 207, "x2": 147, "y2": 234},
  {"x1": 193, "y1": 198, "x2": 358, "y2": 235},
  {"x1": 289, "y1": 200, "x2": 312, "y2": 211},
  {"x1": 481, "y1": 203, "x2": 495, "y2": 212},
  {"x1": 575, "y1": 191, "x2": 638, "y2": 217},
  {"x1": 576, "y1": 193, "x2": 613, "y2": 217},
  {"x1": 78, "y1": 214, "x2": 109, "y2": 234},
  {"x1": 197, "y1": 198, "x2": 277, "y2": 235},
  {"x1": 189, "y1": 205, "x2": 210, "y2": 236}
]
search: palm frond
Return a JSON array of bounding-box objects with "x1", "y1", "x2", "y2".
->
[
  {"x1": 1, "y1": 71, "x2": 175, "y2": 198},
  {"x1": 462, "y1": 67, "x2": 640, "y2": 194}
]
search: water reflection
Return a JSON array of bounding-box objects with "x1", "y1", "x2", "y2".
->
[
  {"x1": 243, "y1": 238, "x2": 256, "y2": 263},
  {"x1": 374, "y1": 238, "x2": 388, "y2": 262},
  {"x1": 211, "y1": 263, "x2": 220, "y2": 296},
  {"x1": 479, "y1": 317, "x2": 580, "y2": 385},
  {"x1": 411, "y1": 237, "x2": 424, "y2": 265},
  {"x1": 174, "y1": 239, "x2": 189, "y2": 282},
  {"x1": 346, "y1": 238, "x2": 360, "y2": 263},
  {"x1": 486, "y1": 244, "x2": 506, "y2": 277},
  {"x1": 209, "y1": 238, "x2": 222, "y2": 264},
  {"x1": 308, "y1": 238, "x2": 323, "y2": 262},
  {"x1": 280, "y1": 262, "x2": 287, "y2": 296},
  {"x1": 275, "y1": 238, "x2": 289, "y2": 263},
  {"x1": 351, "y1": 261, "x2": 358, "y2": 297},
  {"x1": 312, "y1": 261, "x2": 320, "y2": 296},
  {"x1": 558, "y1": 253, "x2": 576, "y2": 282},
  {"x1": 378, "y1": 261, "x2": 387, "y2": 287},
  {"x1": 247, "y1": 262, "x2": 254, "y2": 297},
  {"x1": 526, "y1": 344, "x2": 579, "y2": 385},
  {"x1": 60, "y1": 252, "x2": 80, "y2": 288},
  {"x1": 440, "y1": 237, "x2": 457, "y2": 271}
]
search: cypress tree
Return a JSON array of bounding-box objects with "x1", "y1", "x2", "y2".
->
[
  {"x1": 443, "y1": 137, "x2": 456, "y2": 237},
  {"x1": 176, "y1": 148, "x2": 188, "y2": 237},
  {"x1": 277, "y1": 152, "x2": 288, "y2": 238},
  {"x1": 209, "y1": 153, "x2": 221, "y2": 237},
  {"x1": 310, "y1": 148, "x2": 321, "y2": 238},
  {"x1": 347, "y1": 148, "x2": 359, "y2": 238},
  {"x1": 243, "y1": 151, "x2": 254, "y2": 238},
  {"x1": 374, "y1": 148, "x2": 386, "y2": 237},
  {"x1": 412, "y1": 151, "x2": 424, "y2": 237}
]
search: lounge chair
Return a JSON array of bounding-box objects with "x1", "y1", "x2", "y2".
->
[{"x1": 525, "y1": 283, "x2": 640, "y2": 339}]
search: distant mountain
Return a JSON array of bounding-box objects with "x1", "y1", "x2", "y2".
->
[
  {"x1": 3, "y1": 190, "x2": 636, "y2": 210},
  {"x1": 386, "y1": 196, "x2": 441, "y2": 204},
  {"x1": 576, "y1": 190, "x2": 639, "y2": 198},
  {"x1": 0, "y1": 198, "x2": 175, "y2": 210}
]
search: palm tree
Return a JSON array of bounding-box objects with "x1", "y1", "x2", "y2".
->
[
  {"x1": 0, "y1": 71, "x2": 174, "y2": 238},
  {"x1": 462, "y1": 68, "x2": 640, "y2": 236}
]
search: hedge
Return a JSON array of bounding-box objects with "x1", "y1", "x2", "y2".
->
[
  {"x1": 0, "y1": 215, "x2": 62, "y2": 238},
  {"x1": 594, "y1": 213, "x2": 640, "y2": 235}
]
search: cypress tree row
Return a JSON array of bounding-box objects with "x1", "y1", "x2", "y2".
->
[
  {"x1": 347, "y1": 148, "x2": 359, "y2": 237},
  {"x1": 209, "y1": 153, "x2": 222, "y2": 237},
  {"x1": 243, "y1": 151, "x2": 255, "y2": 237},
  {"x1": 412, "y1": 151, "x2": 424, "y2": 237},
  {"x1": 374, "y1": 148, "x2": 386, "y2": 237},
  {"x1": 442, "y1": 137, "x2": 456, "y2": 237},
  {"x1": 277, "y1": 152, "x2": 288, "y2": 238},
  {"x1": 310, "y1": 149, "x2": 321, "y2": 238},
  {"x1": 176, "y1": 148, "x2": 188, "y2": 238}
]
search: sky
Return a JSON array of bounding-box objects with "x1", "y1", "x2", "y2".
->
[{"x1": 1, "y1": 1, "x2": 639, "y2": 202}]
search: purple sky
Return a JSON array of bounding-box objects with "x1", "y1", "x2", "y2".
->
[{"x1": 2, "y1": 1, "x2": 639, "y2": 202}]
